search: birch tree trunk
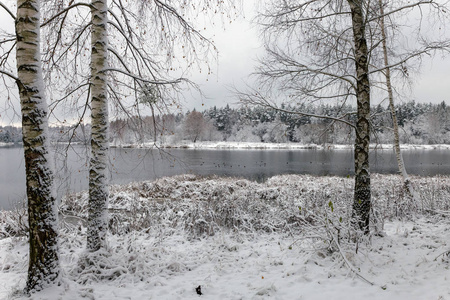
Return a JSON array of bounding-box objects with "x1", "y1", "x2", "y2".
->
[
  {"x1": 16, "y1": 0, "x2": 60, "y2": 292},
  {"x1": 348, "y1": 0, "x2": 371, "y2": 234},
  {"x1": 87, "y1": 0, "x2": 109, "y2": 251},
  {"x1": 378, "y1": 0, "x2": 416, "y2": 198}
]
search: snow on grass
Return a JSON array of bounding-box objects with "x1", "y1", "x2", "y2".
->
[{"x1": 1, "y1": 174, "x2": 450, "y2": 299}]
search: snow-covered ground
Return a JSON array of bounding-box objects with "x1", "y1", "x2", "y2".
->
[
  {"x1": 113, "y1": 140, "x2": 450, "y2": 151},
  {"x1": 1, "y1": 174, "x2": 450, "y2": 299},
  {"x1": 4, "y1": 140, "x2": 450, "y2": 150}
]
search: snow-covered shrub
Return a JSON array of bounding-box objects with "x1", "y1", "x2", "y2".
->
[
  {"x1": 293, "y1": 124, "x2": 328, "y2": 144},
  {"x1": 110, "y1": 175, "x2": 304, "y2": 237},
  {"x1": 61, "y1": 191, "x2": 89, "y2": 218},
  {"x1": 414, "y1": 175, "x2": 450, "y2": 212},
  {"x1": 8, "y1": 174, "x2": 450, "y2": 242},
  {"x1": 56, "y1": 174, "x2": 450, "y2": 241},
  {"x1": 265, "y1": 175, "x2": 357, "y2": 251},
  {"x1": 228, "y1": 124, "x2": 260, "y2": 143},
  {"x1": 5, "y1": 174, "x2": 450, "y2": 290},
  {"x1": 58, "y1": 175, "x2": 301, "y2": 238},
  {"x1": 0, "y1": 202, "x2": 28, "y2": 238}
]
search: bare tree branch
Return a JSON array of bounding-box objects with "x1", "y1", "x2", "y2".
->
[
  {"x1": 0, "y1": 69, "x2": 19, "y2": 81},
  {"x1": 0, "y1": 1, "x2": 16, "y2": 20},
  {"x1": 236, "y1": 88, "x2": 356, "y2": 129},
  {"x1": 41, "y1": 2, "x2": 92, "y2": 27}
]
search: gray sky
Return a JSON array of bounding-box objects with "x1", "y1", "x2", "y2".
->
[
  {"x1": 0, "y1": 1, "x2": 449, "y2": 125},
  {"x1": 187, "y1": 0, "x2": 450, "y2": 111},
  {"x1": 181, "y1": 0, "x2": 263, "y2": 112},
  {"x1": 412, "y1": 55, "x2": 450, "y2": 104},
  {"x1": 0, "y1": 1, "x2": 18, "y2": 125}
]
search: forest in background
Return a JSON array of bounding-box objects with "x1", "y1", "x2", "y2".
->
[{"x1": 1, "y1": 100, "x2": 448, "y2": 146}]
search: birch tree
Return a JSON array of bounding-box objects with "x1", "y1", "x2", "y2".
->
[
  {"x1": 14, "y1": 0, "x2": 59, "y2": 292},
  {"x1": 245, "y1": 0, "x2": 374, "y2": 233},
  {"x1": 377, "y1": 0, "x2": 413, "y2": 197},
  {"x1": 87, "y1": 0, "x2": 109, "y2": 251},
  {"x1": 245, "y1": 0, "x2": 450, "y2": 233},
  {"x1": 372, "y1": 0, "x2": 449, "y2": 197},
  {"x1": 348, "y1": 0, "x2": 371, "y2": 233},
  {"x1": 40, "y1": 0, "x2": 238, "y2": 251}
]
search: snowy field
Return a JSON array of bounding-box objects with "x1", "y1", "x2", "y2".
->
[{"x1": 1, "y1": 174, "x2": 450, "y2": 299}]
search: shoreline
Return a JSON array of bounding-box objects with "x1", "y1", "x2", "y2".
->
[
  {"x1": 4, "y1": 141, "x2": 450, "y2": 150},
  {"x1": 111, "y1": 141, "x2": 450, "y2": 151}
]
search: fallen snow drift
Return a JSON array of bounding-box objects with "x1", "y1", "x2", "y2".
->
[{"x1": 1, "y1": 174, "x2": 450, "y2": 299}]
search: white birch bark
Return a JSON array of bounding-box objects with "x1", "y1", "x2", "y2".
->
[
  {"x1": 378, "y1": 0, "x2": 417, "y2": 199},
  {"x1": 87, "y1": 0, "x2": 109, "y2": 252},
  {"x1": 16, "y1": 0, "x2": 60, "y2": 292},
  {"x1": 348, "y1": 0, "x2": 372, "y2": 234}
]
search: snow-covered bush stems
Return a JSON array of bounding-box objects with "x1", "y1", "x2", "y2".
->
[
  {"x1": 4, "y1": 174, "x2": 448, "y2": 241},
  {"x1": 3, "y1": 173, "x2": 450, "y2": 287},
  {"x1": 57, "y1": 174, "x2": 448, "y2": 238},
  {"x1": 0, "y1": 202, "x2": 28, "y2": 238}
]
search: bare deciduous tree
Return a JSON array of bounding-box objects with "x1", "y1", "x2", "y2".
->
[
  {"x1": 244, "y1": 0, "x2": 450, "y2": 234},
  {"x1": 40, "y1": 0, "x2": 239, "y2": 251},
  {"x1": 16, "y1": 0, "x2": 59, "y2": 292},
  {"x1": 184, "y1": 110, "x2": 205, "y2": 143},
  {"x1": 245, "y1": 0, "x2": 374, "y2": 233},
  {"x1": 372, "y1": 0, "x2": 449, "y2": 198},
  {"x1": 377, "y1": 0, "x2": 415, "y2": 198},
  {"x1": 348, "y1": 0, "x2": 371, "y2": 233},
  {"x1": 87, "y1": 0, "x2": 109, "y2": 252}
]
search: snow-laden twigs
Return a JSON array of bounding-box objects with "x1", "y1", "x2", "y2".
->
[
  {"x1": 61, "y1": 174, "x2": 307, "y2": 237},
  {"x1": 55, "y1": 173, "x2": 450, "y2": 238},
  {"x1": 328, "y1": 229, "x2": 378, "y2": 286},
  {"x1": 0, "y1": 203, "x2": 28, "y2": 238},
  {"x1": 4, "y1": 173, "x2": 450, "y2": 241},
  {"x1": 433, "y1": 250, "x2": 450, "y2": 262},
  {"x1": 3, "y1": 174, "x2": 450, "y2": 295}
]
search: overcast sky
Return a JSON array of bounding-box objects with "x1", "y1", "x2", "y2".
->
[
  {"x1": 190, "y1": 1, "x2": 450, "y2": 112},
  {"x1": 0, "y1": 1, "x2": 449, "y2": 126},
  {"x1": 181, "y1": 0, "x2": 263, "y2": 112},
  {"x1": 187, "y1": 0, "x2": 450, "y2": 111}
]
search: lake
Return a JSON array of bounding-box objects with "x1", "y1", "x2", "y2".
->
[{"x1": 1, "y1": 145, "x2": 449, "y2": 210}]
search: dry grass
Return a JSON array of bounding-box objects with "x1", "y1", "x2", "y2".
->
[{"x1": 3, "y1": 174, "x2": 450, "y2": 239}]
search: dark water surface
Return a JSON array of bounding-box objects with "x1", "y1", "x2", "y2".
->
[{"x1": 1, "y1": 145, "x2": 449, "y2": 209}]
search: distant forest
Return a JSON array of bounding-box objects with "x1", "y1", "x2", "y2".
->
[{"x1": 1, "y1": 101, "x2": 449, "y2": 146}]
